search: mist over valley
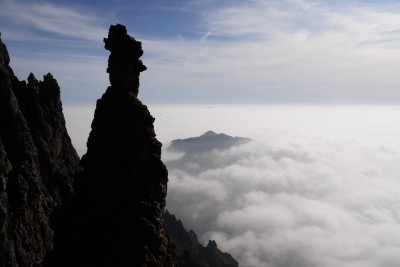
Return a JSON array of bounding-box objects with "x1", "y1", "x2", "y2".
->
[{"x1": 65, "y1": 104, "x2": 400, "y2": 267}]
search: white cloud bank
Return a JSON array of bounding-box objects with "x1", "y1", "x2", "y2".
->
[
  {"x1": 64, "y1": 104, "x2": 400, "y2": 266},
  {"x1": 153, "y1": 105, "x2": 400, "y2": 267}
]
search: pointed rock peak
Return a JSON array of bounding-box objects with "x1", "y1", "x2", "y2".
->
[
  {"x1": 188, "y1": 230, "x2": 198, "y2": 241},
  {"x1": 207, "y1": 240, "x2": 218, "y2": 249},
  {"x1": 44, "y1": 73, "x2": 55, "y2": 82},
  {"x1": 165, "y1": 209, "x2": 171, "y2": 216},
  {"x1": 27, "y1": 73, "x2": 39, "y2": 93},
  {"x1": 28, "y1": 72, "x2": 37, "y2": 85},
  {"x1": 42, "y1": 73, "x2": 60, "y2": 92}
]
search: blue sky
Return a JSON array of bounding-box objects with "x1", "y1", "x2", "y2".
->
[{"x1": 2, "y1": 0, "x2": 400, "y2": 104}]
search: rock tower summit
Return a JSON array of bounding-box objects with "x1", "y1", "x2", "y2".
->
[{"x1": 104, "y1": 24, "x2": 147, "y2": 95}]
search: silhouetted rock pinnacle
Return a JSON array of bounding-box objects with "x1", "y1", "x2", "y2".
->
[
  {"x1": 0, "y1": 35, "x2": 80, "y2": 266},
  {"x1": 45, "y1": 24, "x2": 174, "y2": 266}
]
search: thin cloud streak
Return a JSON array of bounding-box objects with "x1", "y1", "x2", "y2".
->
[
  {"x1": 140, "y1": 0, "x2": 400, "y2": 103},
  {"x1": 0, "y1": 1, "x2": 110, "y2": 103},
  {"x1": 3, "y1": 0, "x2": 400, "y2": 103},
  {"x1": 1, "y1": 0, "x2": 107, "y2": 42}
]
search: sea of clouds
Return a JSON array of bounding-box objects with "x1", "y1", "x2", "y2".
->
[{"x1": 65, "y1": 104, "x2": 400, "y2": 267}]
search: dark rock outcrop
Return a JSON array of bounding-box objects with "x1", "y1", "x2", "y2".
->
[
  {"x1": 45, "y1": 24, "x2": 173, "y2": 266},
  {"x1": 164, "y1": 211, "x2": 239, "y2": 267},
  {"x1": 0, "y1": 34, "x2": 80, "y2": 266}
]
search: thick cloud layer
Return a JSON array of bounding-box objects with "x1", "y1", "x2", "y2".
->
[
  {"x1": 158, "y1": 105, "x2": 400, "y2": 267},
  {"x1": 65, "y1": 104, "x2": 400, "y2": 267}
]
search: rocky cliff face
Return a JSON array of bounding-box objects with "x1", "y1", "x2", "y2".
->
[
  {"x1": 45, "y1": 24, "x2": 174, "y2": 266},
  {"x1": 164, "y1": 211, "x2": 239, "y2": 267},
  {"x1": 0, "y1": 34, "x2": 80, "y2": 266}
]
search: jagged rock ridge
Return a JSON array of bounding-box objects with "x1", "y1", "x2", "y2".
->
[
  {"x1": 0, "y1": 33, "x2": 80, "y2": 266},
  {"x1": 164, "y1": 211, "x2": 239, "y2": 267}
]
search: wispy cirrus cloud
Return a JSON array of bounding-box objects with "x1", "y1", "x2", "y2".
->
[
  {"x1": 0, "y1": 0, "x2": 110, "y2": 103},
  {"x1": 139, "y1": 0, "x2": 400, "y2": 103},
  {"x1": 0, "y1": 0, "x2": 107, "y2": 42},
  {"x1": 3, "y1": 0, "x2": 400, "y2": 104}
]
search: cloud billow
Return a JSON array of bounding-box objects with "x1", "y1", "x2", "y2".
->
[
  {"x1": 164, "y1": 122, "x2": 400, "y2": 267},
  {"x1": 64, "y1": 104, "x2": 400, "y2": 267}
]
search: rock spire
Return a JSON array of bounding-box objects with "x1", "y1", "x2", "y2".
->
[{"x1": 45, "y1": 24, "x2": 173, "y2": 266}]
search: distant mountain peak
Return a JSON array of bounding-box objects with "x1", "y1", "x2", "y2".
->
[{"x1": 169, "y1": 131, "x2": 252, "y2": 154}]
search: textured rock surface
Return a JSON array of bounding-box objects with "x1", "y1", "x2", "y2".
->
[
  {"x1": 0, "y1": 34, "x2": 80, "y2": 266},
  {"x1": 164, "y1": 211, "x2": 239, "y2": 267},
  {"x1": 46, "y1": 24, "x2": 174, "y2": 266}
]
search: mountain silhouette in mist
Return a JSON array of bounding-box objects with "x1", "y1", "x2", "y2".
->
[
  {"x1": 166, "y1": 131, "x2": 252, "y2": 175},
  {"x1": 170, "y1": 130, "x2": 252, "y2": 154}
]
